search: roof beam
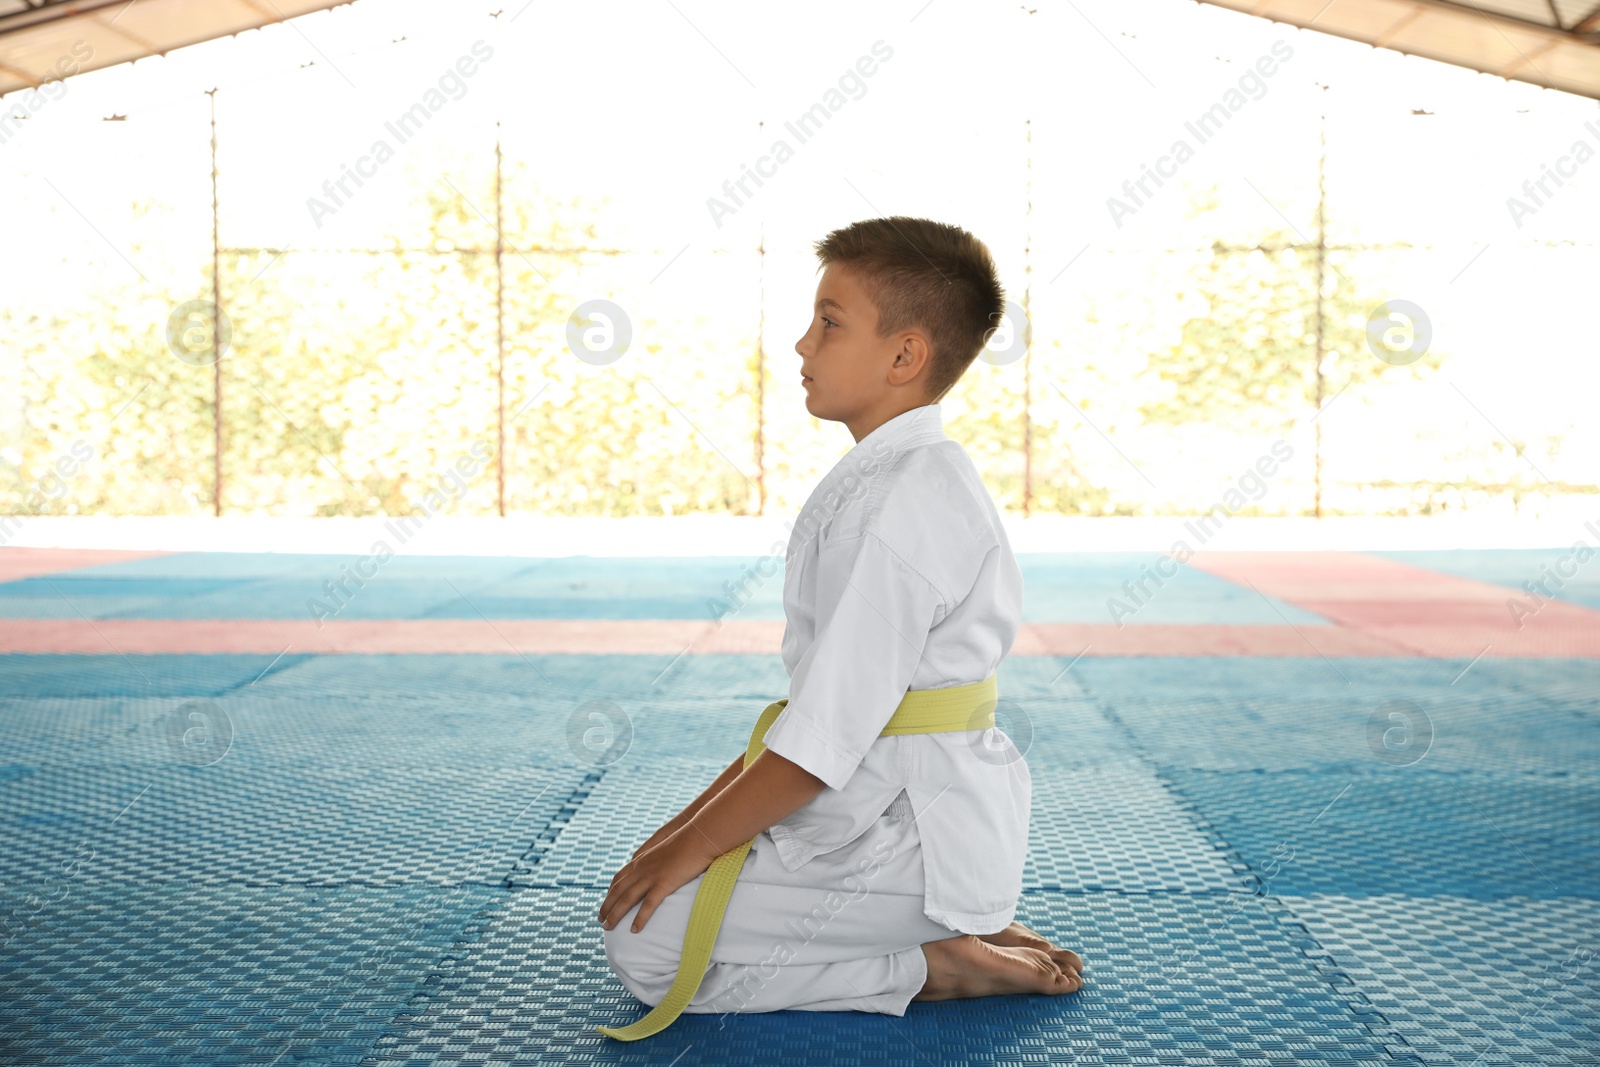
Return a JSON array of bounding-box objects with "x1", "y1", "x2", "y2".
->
[
  {"x1": 1195, "y1": 0, "x2": 1600, "y2": 99},
  {"x1": 0, "y1": 0, "x2": 356, "y2": 97},
  {"x1": 0, "y1": 1, "x2": 133, "y2": 36}
]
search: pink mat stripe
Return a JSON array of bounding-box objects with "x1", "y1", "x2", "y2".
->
[
  {"x1": 0, "y1": 617, "x2": 1589, "y2": 657},
  {"x1": 1188, "y1": 550, "x2": 1600, "y2": 658},
  {"x1": 1015, "y1": 622, "x2": 1414, "y2": 658},
  {"x1": 0, "y1": 618, "x2": 779, "y2": 656},
  {"x1": 2, "y1": 547, "x2": 1595, "y2": 657},
  {"x1": 0, "y1": 547, "x2": 174, "y2": 585}
]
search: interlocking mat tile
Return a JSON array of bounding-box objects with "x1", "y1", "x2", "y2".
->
[
  {"x1": 1024, "y1": 766, "x2": 1241, "y2": 892},
  {"x1": 247, "y1": 651, "x2": 792, "y2": 705},
  {"x1": 1375, "y1": 548, "x2": 1600, "y2": 613},
  {"x1": 2, "y1": 547, "x2": 1596, "y2": 1065},
  {"x1": 0, "y1": 553, "x2": 791, "y2": 620},
  {"x1": 0, "y1": 881, "x2": 501, "y2": 1067},
  {"x1": 0, "y1": 756, "x2": 585, "y2": 886},
  {"x1": 1163, "y1": 767, "x2": 1600, "y2": 899},
  {"x1": 511, "y1": 759, "x2": 735, "y2": 888},
  {"x1": 365, "y1": 887, "x2": 1398, "y2": 1065},
  {"x1": 1281, "y1": 893, "x2": 1600, "y2": 1066},
  {"x1": 0, "y1": 691, "x2": 593, "y2": 769},
  {"x1": 0, "y1": 652, "x2": 311, "y2": 697},
  {"x1": 1101, "y1": 689, "x2": 1600, "y2": 776},
  {"x1": 1000, "y1": 697, "x2": 1147, "y2": 771},
  {"x1": 1018, "y1": 552, "x2": 1330, "y2": 625}
]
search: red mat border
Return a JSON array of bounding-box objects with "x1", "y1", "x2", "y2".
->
[{"x1": 0, "y1": 547, "x2": 1595, "y2": 658}]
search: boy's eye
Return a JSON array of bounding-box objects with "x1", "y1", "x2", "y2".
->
[{"x1": 822, "y1": 317, "x2": 836, "y2": 328}]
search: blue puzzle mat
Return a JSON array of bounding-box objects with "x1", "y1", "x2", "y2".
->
[
  {"x1": 2, "y1": 549, "x2": 1597, "y2": 1065},
  {"x1": 370, "y1": 888, "x2": 1405, "y2": 1065}
]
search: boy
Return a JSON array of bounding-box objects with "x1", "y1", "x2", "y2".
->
[{"x1": 598, "y1": 216, "x2": 1083, "y2": 1035}]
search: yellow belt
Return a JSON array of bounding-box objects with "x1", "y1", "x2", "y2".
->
[{"x1": 596, "y1": 672, "x2": 998, "y2": 1041}]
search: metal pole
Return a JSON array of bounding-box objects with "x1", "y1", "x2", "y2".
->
[
  {"x1": 1022, "y1": 115, "x2": 1033, "y2": 519},
  {"x1": 755, "y1": 138, "x2": 766, "y2": 517},
  {"x1": 495, "y1": 122, "x2": 506, "y2": 517},
  {"x1": 209, "y1": 87, "x2": 223, "y2": 517},
  {"x1": 1312, "y1": 88, "x2": 1328, "y2": 519}
]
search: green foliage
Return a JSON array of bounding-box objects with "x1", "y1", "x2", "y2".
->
[
  {"x1": 0, "y1": 173, "x2": 1582, "y2": 520},
  {"x1": 1138, "y1": 229, "x2": 1438, "y2": 433}
]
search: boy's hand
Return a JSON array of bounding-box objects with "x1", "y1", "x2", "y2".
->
[
  {"x1": 599, "y1": 824, "x2": 727, "y2": 934},
  {"x1": 600, "y1": 750, "x2": 824, "y2": 934},
  {"x1": 631, "y1": 820, "x2": 679, "y2": 860}
]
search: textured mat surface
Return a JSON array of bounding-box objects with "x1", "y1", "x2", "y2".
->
[
  {"x1": 1162, "y1": 767, "x2": 1600, "y2": 899},
  {"x1": 1022, "y1": 766, "x2": 1242, "y2": 892},
  {"x1": 0, "y1": 882, "x2": 501, "y2": 1067},
  {"x1": 2, "y1": 548, "x2": 1598, "y2": 1065},
  {"x1": 1102, "y1": 688, "x2": 1600, "y2": 775},
  {"x1": 0, "y1": 690, "x2": 598, "y2": 769},
  {"x1": 247, "y1": 650, "x2": 793, "y2": 704},
  {"x1": 1281, "y1": 893, "x2": 1600, "y2": 1066},
  {"x1": 0, "y1": 756, "x2": 585, "y2": 886},
  {"x1": 1375, "y1": 549, "x2": 1600, "y2": 613},
  {"x1": 364, "y1": 887, "x2": 1402, "y2": 1065},
  {"x1": 0, "y1": 554, "x2": 792, "y2": 620},
  {"x1": 510, "y1": 758, "x2": 729, "y2": 888},
  {"x1": 0, "y1": 652, "x2": 310, "y2": 697},
  {"x1": 1018, "y1": 552, "x2": 1331, "y2": 625}
]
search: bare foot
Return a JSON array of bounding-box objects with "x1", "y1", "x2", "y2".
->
[
  {"x1": 914, "y1": 934, "x2": 1082, "y2": 1001},
  {"x1": 977, "y1": 920, "x2": 1085, "y2": 976}
]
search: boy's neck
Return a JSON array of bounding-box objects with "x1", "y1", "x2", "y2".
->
[{"x1": 845, "y1": 394, "x2": 938, "y2": 443}]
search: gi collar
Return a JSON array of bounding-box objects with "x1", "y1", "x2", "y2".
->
[
  {"x1": 849, "y1": 402, "x2": 948, "y2": 462},
  {"x1": 786, "y1": 403, "x2": 949, "y2": 560}
]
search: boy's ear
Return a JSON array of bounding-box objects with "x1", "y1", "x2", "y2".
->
[{"x1": 889, "y1": 333, "x2": 931, "y2": 386}]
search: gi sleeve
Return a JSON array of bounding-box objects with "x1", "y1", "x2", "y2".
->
[{"x1": 760, "y1": 529, "x2": 946, "y2": 792}]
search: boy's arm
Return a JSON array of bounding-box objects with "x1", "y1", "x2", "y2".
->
[
  {"x1": 679, "y1": 749, "x2": 826, "y2": 857},
  {"x1": 631, "y1": 752, "x2": 744, "y2": 857},
  {"x1": 600, "y1": 749, "x2": 826, "y2": 933}
]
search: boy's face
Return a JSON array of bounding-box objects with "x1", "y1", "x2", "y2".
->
[{"x1": 795, "y1": 264, "x2": 932, "y2": 441}]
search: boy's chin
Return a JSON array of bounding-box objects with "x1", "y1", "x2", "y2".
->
[{"x1": 804, "y1": 396, "x2": 840, "y2": 422}]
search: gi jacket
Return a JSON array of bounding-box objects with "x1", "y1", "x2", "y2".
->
[{"x1": 760, "y1": 402, "x2": 1030, "y2": 934}]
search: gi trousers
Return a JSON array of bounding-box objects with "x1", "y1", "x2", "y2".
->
[{"x1": 602, "y1": 790, "x2": 974, "y2": 1017}]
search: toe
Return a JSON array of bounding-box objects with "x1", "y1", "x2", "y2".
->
[{"x1": 1050, "y1": 957, "x2": 1084, "y2": 992}]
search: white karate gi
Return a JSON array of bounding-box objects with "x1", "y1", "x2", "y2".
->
[{"x1": 604, "y1": 402, "x2": 1030, "y2": 1017}]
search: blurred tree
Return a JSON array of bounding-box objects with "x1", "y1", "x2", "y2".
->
[
  {"x1": 5, "y1": 169, "x2": 1586, "y2": 521},
  {"x1": 1137, "y1": 226, "x2": 1433, "y2": 433},
  {"x1": 1135, "y1": 191, "x2": 1453, "y2": 515}
]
